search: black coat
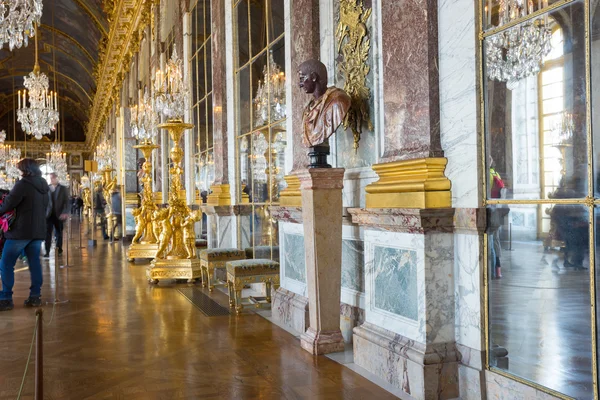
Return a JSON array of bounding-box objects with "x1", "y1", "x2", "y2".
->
[
  {"x1": 0, "y1": 176, "x2": 49, "y2": 240},
  {"x1": 49, "y1": 184, "x2": 70, "y2": 217}
]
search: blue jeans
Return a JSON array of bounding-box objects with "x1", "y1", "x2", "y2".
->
[{"x1": 0, "y1": 239, "x2": 43, "y2": 300}]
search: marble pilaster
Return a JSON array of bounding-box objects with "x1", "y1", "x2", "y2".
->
[
  {"x1": 299, "y1": 168, "x2": 345, "y2": 355},
  {"x1": 202, "y1": 206, "x2": 235, "y2": 249},
  {"x1": 379, "y1": 0, "x2": 442, "y2": 162},
  {"x1": 211, "y1": 0, "x2": 229, "y2": 187},
  {"x1": 285, "y1": 0, "x2": 320, "y2": 173},
  {"x1": 183, "y1": 12, "x2": 196, "y2": 206}
]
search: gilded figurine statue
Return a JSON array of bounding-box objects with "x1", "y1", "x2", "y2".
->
[
  {"x1": 132, "y1": 207, "x2": 145, "y2": 244},
  {"x1": 154, "y1": 208, "x2": 172, "y2": 259},
  {"x1": 182, "y1": 210, "x2": 202, "y2": 259},
  {"x1": 298, "y1": 59, "x2": 351, "y2": 168},
  {"x1": 82, "y1": 186, "x2": 91, "y2": 218}
]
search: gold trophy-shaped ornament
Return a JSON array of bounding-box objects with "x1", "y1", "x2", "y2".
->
[
  {"x1": 147, "y1": 45, "x2": 202, "y2": 284},
  {"x1": 127, "y1": 142, "x2": 160, "y2": 261}
]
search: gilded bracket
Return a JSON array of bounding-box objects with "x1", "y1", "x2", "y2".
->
[{"x1": 336, "y1": 0, "x2": 373, "y2": 152}]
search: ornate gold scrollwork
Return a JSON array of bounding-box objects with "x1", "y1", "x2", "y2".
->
[{"x1": 336, "y1": 0, "x2": 373, "y2": 152}]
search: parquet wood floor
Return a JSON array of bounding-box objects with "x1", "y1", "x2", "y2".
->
[{"x1": 0, "y1": 220, "x2": 397, "y2": 399}]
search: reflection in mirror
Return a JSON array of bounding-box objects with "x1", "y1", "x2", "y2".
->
[
  {"x1": 485, "y1": 6, "x2": 588, "y2": 203},
  {"x1": 488, "y1": 205, "x2": 593, "y2": 399},
  {"x1": 483, "y1": 1, "x2": 593, "y2": 398}
]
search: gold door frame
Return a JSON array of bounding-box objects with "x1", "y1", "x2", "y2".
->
[{"x1": 478, "y1": 0, "x2": 597, "y2": 398}]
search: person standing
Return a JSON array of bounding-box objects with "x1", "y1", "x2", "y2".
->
[
  {"x1": 94, "y1": 183, "x2": 108, "y2": 240},
  {"x1": 110, "y1": 187, "x2": 122, "y2": 240},
  {"x1": 45, "y1": 172, "x2": 69, "y2": 257},
  {"x1": 0, "y1": 159, "x2": 49, "y2": 311}
]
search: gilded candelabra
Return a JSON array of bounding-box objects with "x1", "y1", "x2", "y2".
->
[
  {"x1": 147, "y1": 120, "x2": 202, "y2": 283},
  {"x1": 127, "y1": 141, "x2": 160, "y2": 261},
  {"x1": 100, "y1": 167, "x2": 117, "y2": 237}
]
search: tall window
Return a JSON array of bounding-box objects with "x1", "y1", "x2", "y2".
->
[
  {"x1": 539, "y1": 24, "x2": 565, "y2": 236},
  {"x1": 191, "y1": 0, "x2": 213, "y2": 196},
  {"x1": 234, "y1": 0, "x2": 286, "y2": 259}
]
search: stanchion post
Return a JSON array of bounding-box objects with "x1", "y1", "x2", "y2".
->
[
  {"x1": 78, "y1": 213, "x2": 84, "y2": 249},
  {"x1": 47, "y1": 251, "x2": 69, "y2": 305},
  {"x1": 61, "y1": 217, "x2": 72, "y2": 268},
  {"x1": 34, "y1": 308, "x2": 43, "y2": 400}
]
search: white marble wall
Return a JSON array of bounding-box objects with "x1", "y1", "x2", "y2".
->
[
  {"x1": 454, "y1": 233, "x2": 484, "y2": 351},
  {"x1": 342, "y1": 168, "x2": 378, "y2": 209},
  {"x1": 438, "y1": 0, "x2": 479, "y2": 209},
  {"x1": 423, "y1": 232, "x2": 456, "y2": 344},
  {"x1": 485, "y1": 370, "x2": 564, "y2": 400},
  {"x1": 279, "y1": 221, "x2": 307, "y2": 296},
  {"x1": 364, "y1": 229, "x2": 425, "y2": 342},
  {"x1": 207, "y1": 215, "x2": 235, "y2": 249}
]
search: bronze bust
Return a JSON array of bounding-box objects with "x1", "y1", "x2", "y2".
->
[{"x1": 298, "y1": 59, "x2": 351, "y2": 167}]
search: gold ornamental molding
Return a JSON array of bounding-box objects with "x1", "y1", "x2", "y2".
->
[
  {"x1": 20, "y1": 142, "x2": 89, "y2": 153},
  {"x1": 336, "y1": 0, "x2": 373, "y2": 152},
  {"x1": 207, "y1": 184, "x2": 232, "y2": 206},
  {"x1": 279, "y1": 175, "x2": 302, "y2": 207},
  {"x1": 365, "y1": 158, "x2": 452, "y2": 209},
  {"x1": 85, "y1": 0, "x2": 154, "y2": 152}
]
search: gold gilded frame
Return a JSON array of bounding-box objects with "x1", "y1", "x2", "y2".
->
[
  {"x1": 190, "y1": 0, "x2": 214, "y2": 201},
  {"x1": 479, "y1": 0, "x2": 597, "y2": 398},
  {"x1": 232, "y1": 0, "x2": 286, "y2": 260}
]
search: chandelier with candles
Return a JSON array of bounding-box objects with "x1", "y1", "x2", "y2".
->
[
  {"x1": 153, "y1": 45, "x2": 188, "y2": 120},
  {"x1": 47, "y1": 142, "x2": 68, "y2": 186},
  {"x1": 16, "y1": 25, "x2": 59, "y2": 140},
  {"x1": 130, "y1": 87, "x2": 158, "y2": 143},
  {"x1": 0, "y1": 0, "x2": 43, "y2": 51},
  {"x1": 485, "y1": 0, "x2": 552, "y2": 89},
  {"x1": 253, "y1": 51, "x2": 286, "y2": 127},
  {"x1": 95, "y1": 139, "x2": 114, "y2": 171}
]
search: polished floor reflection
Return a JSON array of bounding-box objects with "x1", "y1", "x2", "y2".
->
[
  {"x1": 490, "y1": 240, "x2": 593, "y2": 400},
  {"x1": 0, "y1": 219, "x2": 396, "y2": 399}
]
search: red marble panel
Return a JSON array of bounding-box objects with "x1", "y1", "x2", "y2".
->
[
  {"x1": 380, "y1": 0, "x2": 442, "y2": 162},
  {"x1": 290, "y1": 0, "x2": 320, "y2": 172},
  {"x1": 211, "y1": 0, "x2": 229, "y2": 185}
]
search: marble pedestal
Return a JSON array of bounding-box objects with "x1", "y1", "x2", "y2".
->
[
  {"x1": 354, "y1": 323, "x2": 459, "y2": 400},
  {"x1": 299, "y1": 168, "x2": 345, "y2": 355},
  {"x1": 202, "y1": 205, "x2": 235, "y2": 248},
  {"x1": 349, "y1": 208, "x2": 459, "y2": 399}
]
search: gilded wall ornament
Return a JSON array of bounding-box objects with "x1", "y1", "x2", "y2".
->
[{"x1": 336, "y1": 0, "x2": 373, "y2": 152}]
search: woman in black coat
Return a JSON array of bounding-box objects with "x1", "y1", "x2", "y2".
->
[{"x1": 0, "y1": 159, "x2": 49, "y2": 311}]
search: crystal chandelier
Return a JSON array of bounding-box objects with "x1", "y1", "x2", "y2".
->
[
  {"x1": 251, "y1": 132, "x2": 269, "y2": 183},
  {"x1": 154, "y1": 45, "x2": 189, "y2": 121},
  {"x1": 485, "y1": 0, "x2": 552, "y2": 88},
  {"x1": 130, "y1": 87, "x2": 158, "y2": 143},
  {"x1": 253, "y1": 51, "x2": 286, "y2": 127},
  {"x1": 0, "y1": 0, "x2": 43, "y2": 51},
  {"x1": 95, "y1": 139, "x2": 114, "y2": 171},
  {"x1": 0, "y1": 130, "x2": 9, "y2": 168},
  {"x1": 47, "y1": 142, "x2": 69, "y2": 186},
  {"x1": 16, "y1": 26, "x2": 59, "y2": 140},
  {"x1": 6, "y1": 147, "x2": 21, "y2": 185}
]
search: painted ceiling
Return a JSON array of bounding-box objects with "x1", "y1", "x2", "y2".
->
[{"x1": 0, "y1": 0, "x2": 107, "y2": 143}]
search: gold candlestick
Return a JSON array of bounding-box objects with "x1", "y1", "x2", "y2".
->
[
  {"x1": 127, "y1": 141, "x2": 160, "y2": 261},
  {"x1": 148, "y1": 120, "x2": 202, "y2": 284},
  {"x1": 100, "y1": 167, "x2": 116, "y2": 237}
]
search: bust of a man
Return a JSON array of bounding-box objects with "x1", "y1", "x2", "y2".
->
[{"x1": 298, "y1": 59, "x2": 351, "y2": 148}]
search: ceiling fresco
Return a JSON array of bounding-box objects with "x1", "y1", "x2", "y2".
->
[{"x1": 0, "y1": 0, "x2": 108, "y2": 143}]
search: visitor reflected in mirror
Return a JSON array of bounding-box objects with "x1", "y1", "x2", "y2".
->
[{"x1": 550, "y1": 164, "x2": 589, "y2": 270}]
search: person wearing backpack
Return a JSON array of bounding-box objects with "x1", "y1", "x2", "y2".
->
[{"x1": 0, "y1": 159, "x2": 49, "y2": 311}]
